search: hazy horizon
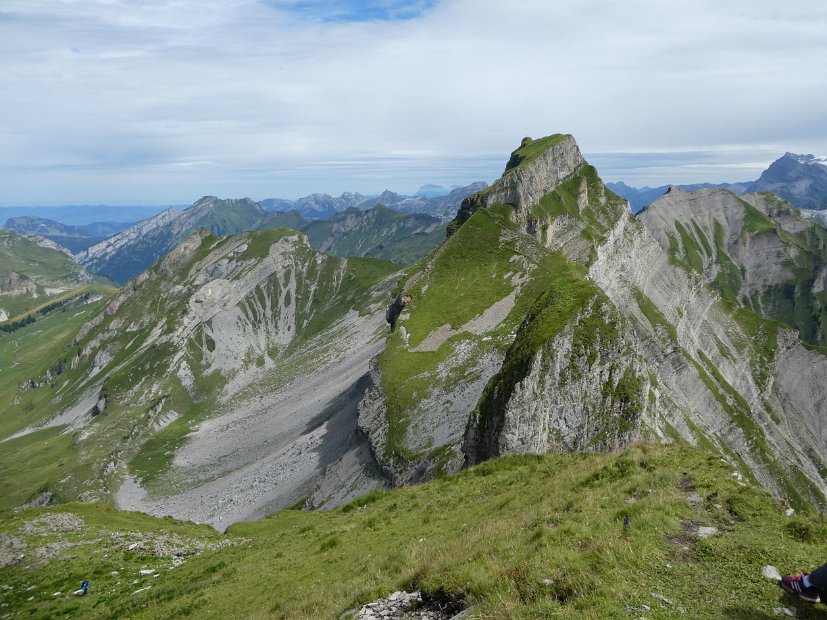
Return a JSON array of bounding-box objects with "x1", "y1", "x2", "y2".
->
[{"x1": 2, "y1": 1, "x2": 825, "y2": 206}]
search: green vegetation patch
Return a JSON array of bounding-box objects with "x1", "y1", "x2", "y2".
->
[
  {"x1": 632, "y1": 288, "x2": 678, "y2": 343},
  {"x1": 674, "y1": 221, "x2": 704, "y2": 273},
  {"x1": 711, "y1": 221, "x2": 742, "y2": 304},
  {"x1": 742, "y1": 204, "x2": 777, "y2": 235},
  {"x1": 3, "y1": 445, "x2": 826, "y2": 619},
  {"x1": 235, "y1": 228, "x2": 300, "y2": 261},
  {"x1": 0, "y1": 295, "x2": 109, "y2": 440},
  {"x1": 503, "y1": 134, "x2": 570, "y2": 174},
  {"x1": 392, "y1": 207, "x2": 518, "y2": 350}
]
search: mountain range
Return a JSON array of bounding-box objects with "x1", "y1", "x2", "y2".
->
[
  {"x1": 71, "y1": 198, "x2": 448, "y2": 285},
  {"x1": 3, "y1": 217, "x2": 135, "y2": 254},
  {"x1": 2, "y1": 133, "x2": 825, "y2": 531},
  {"x1": 4, "y1": 184, "x2": 483, "y2": 286},
  {"x1": 609, "y1": 151, "x2": 827, "y2": 213},
  {"x1": 1, "y1": 134, "x2": 826, "y2": 620},
  {"x1": 258, "y1": 181, "x2": 487, "y2": 220}
]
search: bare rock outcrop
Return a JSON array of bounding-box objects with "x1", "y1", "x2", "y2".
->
[
  {"x1": 464, "y1": 295, "x2": 650, "y2": 464},
  {"x1": 0, "y1": 271, "x2": 37, "y2": 296},
  {"x1": 450, "y1": 135, "x2": 586, "y2": 234},
  {"x1": 590, "y1": 207, "x2": 827, "y2": 504}
]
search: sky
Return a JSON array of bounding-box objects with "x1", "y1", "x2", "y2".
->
[{"x1": 1, "y1": 0, "x2": 826, "y2": 206}]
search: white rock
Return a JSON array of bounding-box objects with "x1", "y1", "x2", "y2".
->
[
  {"x1": 697, "y1": 526, "x2": 719, "y2": 539},
  {"x1": 762, "y1": 565, "x2": 782, "y2": 581}
]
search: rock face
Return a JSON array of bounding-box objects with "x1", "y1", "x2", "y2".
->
[
  {"x1": 450, "y1": 135, "x2": 586, "y2": 233},
  {"x1": 0, "y1": 271, "x2": 37, "y2": 296},
  {"x1": 752, "y1": 152, "x2": 827, "y2": 211},
  {"x1": 370, "y1": 134, "x2": 827, "y2": 510},
  {"x1": 75, "y1": 208, "x2": 181, "y2": 269},
  {"x1": 639, "y1": 187, "x2": 826, "y2": 346},
  {"x1": 466, "y1": 297, "x2": 649, "y2": 462},
  {"x1": 589, "y1": 204, "x2": 827, "y2": 507},
  {"x1": 7, "y1": 227, "x2": 399, "y2": 528}
]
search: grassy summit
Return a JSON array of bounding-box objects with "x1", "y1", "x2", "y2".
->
[
  {"x1": 504, "y1": 134, "x2": 571, "y2": 174},
  {"x1": 2, "y1": 444, "x2": 825, "y2": 619}
]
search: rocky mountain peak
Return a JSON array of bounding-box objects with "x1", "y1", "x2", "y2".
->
[
  {"x1": 753, "y1": 152, "x2": 827, "y2": 210},
  {"x1": 190, "y1": 196, "x2": 262, "y2": 213},
  {"x1": 495, "y1": 134, "x2": 585, "y2": 208},
  {"x1": 450, "y1": 134, "x2": 586, "y2": 233},
  {"x1": 782, "y1": 152, "x2": 827, "y2": 167},
  {"x1": 448, "y1": 134, "x2": 604, "y2": 241}
]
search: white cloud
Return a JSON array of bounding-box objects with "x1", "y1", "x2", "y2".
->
[{"x1": 0, "y1": 0, "x2": 825, "y2": 204}]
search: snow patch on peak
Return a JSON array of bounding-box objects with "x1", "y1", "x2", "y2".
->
[{"x1": 791, "y1": 153, "x2": 827, "y2": 167}]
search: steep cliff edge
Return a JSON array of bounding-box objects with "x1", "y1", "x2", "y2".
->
[
  {"x1": 373, "y1": 134, "x2": 827, "y2": 510},
  {"x1": 450, "y1": 135, "x2": 587, "y2": 233},
  {"x1": 2, "y1": 228, "x2": 400, "y2": 527},
  {"x1": 373, "y1": 135, "x2": 641, "y2": 485},
  {"x1": 639, "y1": 188, "x2": 826, "y2": 346},
  {"x1": 588, "y1": 205, "x2": 827, "y2": 508}
]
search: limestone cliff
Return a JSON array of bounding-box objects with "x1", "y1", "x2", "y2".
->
[
  {"x1": 450, "y1": 135, "x2": 587, "y2": 234},
  {"x1": 465, "y1": 295, "x2": 650, "y2": 463},
  {"x1": 639, "y1": 187, "x2": 827, "y2": 346},
  {"x1": 589, "y1": 207, "x2": 827, "y2": 507},
  {"x1": 7, "y1": 227, "x2": 399, "y2": 528},
  {"x1": 374, "y1": 134, "x2": 827, "y2": 510}
]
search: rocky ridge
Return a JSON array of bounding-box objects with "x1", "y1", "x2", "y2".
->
[
  {"x1": 589, "y1": 201, "x2": 827, "y2": 505},
  {"x1": 639, "y1": 187, "x2": 826, "y2": 346},
  {"x1": 3, "y1": 227, "x2": 400, "y2": 527},
  {"x1": 369, "y1": 134, "x2": 827, "y2": 509},
  {"x1": 74, "y1": 208, "x2": 181, "y2": 267}
]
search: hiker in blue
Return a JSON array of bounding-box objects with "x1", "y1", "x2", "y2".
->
[
  {"x1": 781, "y1": 564, "x2": 827, "y2": 603},
  {"x1": 80, "y1": 580, "x2": 89, "y2": 596}
]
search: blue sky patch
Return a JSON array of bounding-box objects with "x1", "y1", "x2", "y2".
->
[{"x1": 271, "y1": 0, "x2": 436, "y2": 22}]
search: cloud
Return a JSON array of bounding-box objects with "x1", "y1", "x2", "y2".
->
[{"x1": 0, "y1": 0, "x2": 825, "y2": 204}]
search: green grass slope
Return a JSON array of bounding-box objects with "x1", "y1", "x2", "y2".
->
[
  {"x1": 379, "y1": 204, "x2": 589, "y2": 470},
  {"x1": 2, "y1": 444, "x2": 825, "y2": 619},
  {"x1": 302, "y1": 205, "x2": 445, "y2": 266},
  {"x1": 0, "y1": 228, "x2": 399, "y2": 511},
  {"x1": 0, "y1": 230, "x2": 105, "y2": 319}
]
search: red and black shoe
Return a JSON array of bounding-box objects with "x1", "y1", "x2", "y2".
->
[{"x1": 781, "y1": 572, "x2": 821, "y2": 603}]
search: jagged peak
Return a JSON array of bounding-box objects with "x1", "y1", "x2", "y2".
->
[
  {"x1": 449, "y1": 133, "x2": 588, "y2": 235},
  {"x1": 190, "y1": 196, "x2": 261, "y2": 210},
  {"x1": 502, "y1": 133, "x2": 578, "y2": 175}
]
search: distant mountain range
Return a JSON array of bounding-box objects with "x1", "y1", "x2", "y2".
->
[
  {"x1": 71, "y1": 197, "x2": 451, "y2": 284},
  {"x1": 259, "y1": 181, "x2": 487, "y2": 220},
  {"x1": 2, "y1": 183, "x2": 485, "y2": 285},
  {"x1": 609, "y1": 152, "x2": 827, "y2": 212},
  {"x1": 3, "y1": 216, "x2": 135, "y2": 253},
  {"x1": 0, "y1": 205, "x2": 178, "y2": 226}
]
